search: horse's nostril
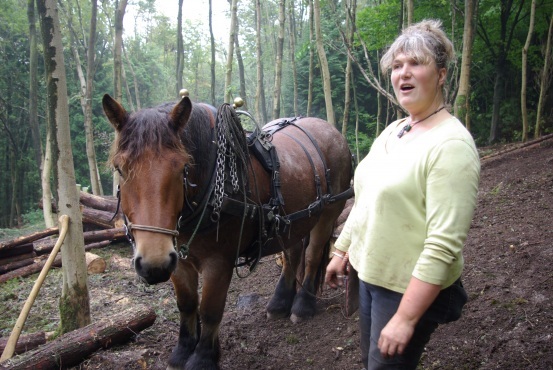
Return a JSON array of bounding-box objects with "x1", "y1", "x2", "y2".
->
[
  {"x1": 134, "y1": 256, "x2": 143, "y2": 271},
  {"x1": 169, "y1": 251, "x2": 178, "y2": 269}
]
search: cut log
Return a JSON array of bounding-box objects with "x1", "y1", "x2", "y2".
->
[
  {"x1": 0, "y1": 305, "x2": 156, "y2": 370},
  {"x1": 0, "y1": 256, "x2": 62, "y2": 284},
  {"x1": 0, "y1": 244, "x2": 34, "y2": 259},
  {"x1": 0, "y1": 228, "x2": 59, "y2": 253},
  {"x1": 0, "y1": 252, "x2": 36, "y2": 267},
  {"x1": 34, "y1": 227, "x2": 126, "y2": 255},
  {"x1": 84, "y1": 240, "x2": 112, "y2": 252},
  {"x1": 81, "y1": 207, "x2": 123, "y2": 229},
  {"x1": 85, "y1": 252, "x2": 106, "y2": 274},
  {"x1": 0, "y1": 260, "x2": 34, "y2": 275},
  {"x1": 79, "y1": 191, "x2": 118, "y2": 213},
  {"x1": 0, "y1": 332, "x2": 47, "y2": 356}
]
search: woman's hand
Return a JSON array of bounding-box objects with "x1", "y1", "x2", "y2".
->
[
  {"x1": 377, "y1": 313, "x2": 416, "y2": 358},
  {"x1": 325, "y1": 252, "x2": 348, "y2": 289}
]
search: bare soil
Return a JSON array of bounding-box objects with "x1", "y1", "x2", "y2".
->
[{"x1": 1, "y1": 138, "x2": 552, "y2": 370}]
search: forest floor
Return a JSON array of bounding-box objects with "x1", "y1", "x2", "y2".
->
[{"x1": 1, "y1": 137, "x2": 552, "y2": 370}]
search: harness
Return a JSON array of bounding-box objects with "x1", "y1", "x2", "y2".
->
[{"x1": 116, "y1": 103, "x2": 354, "y2": 272}]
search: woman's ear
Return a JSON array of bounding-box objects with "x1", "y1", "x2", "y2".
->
[{"x1": 438, "y1": 68, "x2": 447, "y2": 86}]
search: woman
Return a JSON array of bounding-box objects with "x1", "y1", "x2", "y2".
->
[{"x1": 325, "y1": 20, "x2": 480, "y2": 369}]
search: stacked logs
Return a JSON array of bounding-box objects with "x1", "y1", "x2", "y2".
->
[{"x1": 0, "y1": 191, "x2": 127, "y2": 284}]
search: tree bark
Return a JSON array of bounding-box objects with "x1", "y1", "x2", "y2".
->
[
  {"x1": 0, "y1": 332, "x2": 48, "y2": 357},
  {"x1": 112, "y1": 0, "x2": 127, "y2": 196},
  {"x1": 79, "y1": 191, "x2": 118, "y2": 213},
  {"x1": 0, "y1": 228, "x2": 59, "y2": 253},
  {"x1": 454, "y1": 0, "x2": 478, "y2": 131},
  {"x1": 234, "y1": 17, "x2": 248, "y2": 109},
  {"x1": 272, "y1": 0, "x2": 286, "y2": 119},
  {"x1": 209, "y1": 0, "x2": 216, "y2": 106},
  {"x1": 342, "y1": 0, "x2": 356, "y2": 136},
  {"x1": 34, "y1": 227, "x2": 126, "y2": 255},
  {"x1": 27, "y1": 0, "x2": 42, "y2": 170},
  {"x1": 37, "y1": 0, "x2": 90, "y2": 332},
  {"x1": 535, "y1": 15, "x2": 553, "y2": 139},
  {"x1": 0, "y1": 305, "x2": 156, "y2": 369},
  {"x1": 521, "y1": 0, "x2": 536, "y2": 143},
  {"x1": 224, "y1": 0, "x2": 238, "y2": 104},
  {"x1": 313, "y1": 0, "x2": 335, "y2": 125},
  {"x1": 287, "y1": 0, "x2": 299, "y2": 116},
  {"x1": 307, "y1": 0, "x2": 314, "y2": 117},
  {"x1": 255, "y1": 0, "x2": 267, "y2": 124},
  {"x1": 176, "y1": 0, "x2": 184, "y2": 98}
]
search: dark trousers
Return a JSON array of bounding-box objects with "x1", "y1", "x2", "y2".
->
[{"x1": 358, "y1": 281, "x2": 439, "y2": 370}]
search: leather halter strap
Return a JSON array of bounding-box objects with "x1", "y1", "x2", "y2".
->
[{"x1": 127, "y1": 223, "x2": 179, "y2": 237}]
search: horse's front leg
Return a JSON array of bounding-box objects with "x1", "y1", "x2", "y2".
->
[
  {"x1": 266, "y1": 240, "x2": 303, "y2": 319},
  {"x1": 185, "y1": 258, "x2": 234, "y2": 370},
  {"x1": 167, "y1": 259, "x2": 200, "y2": 370}
]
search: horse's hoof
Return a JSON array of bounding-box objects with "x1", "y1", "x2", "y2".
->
[
  {"x1": 290, "y1": 313, "x2": 305, "y2": 324},
  {"x1": 266, "y1": 311, "x2": 288, "y2": 320}
]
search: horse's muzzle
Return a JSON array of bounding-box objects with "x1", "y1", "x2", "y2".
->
[{"x1": 133, "y1": 252, "x2": 178, "y2": 284}]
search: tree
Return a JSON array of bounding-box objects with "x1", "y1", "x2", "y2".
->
[
  {"x1": 176, "y1": 0, "x2": 184, "y2": 97},
  {"x1": 209, "y1": 0, "x2": 216, "y2": 106},
  {"x1": 272, "y1": 0, "x2": 286, "y2": 119},
  {"x1": 454, "y1": 0, "x2": 478, "y2": 131},
  {"x1": 112, "y1": 0, "x2": 127, "y2": 195},
  {"x1": 535, "y1": 14, "x2": 553, "y2": 138},
  {"x1": 521, "y1": 0, "x2": 536, "y2": 142},
  {"x1": 224, "y1": 0, "x2": 238, "y2": 103},
  {"x1": 313, "y1": 0, "x2": 335, "y2": 125},
  {"x1": 36, "y1": 0, "x2": 91, "y2": 332},
  {"x1": 255, "y1": 0, "x2": 267, "y2": 123}
]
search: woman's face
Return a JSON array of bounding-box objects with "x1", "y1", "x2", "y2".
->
[{"x1": 391, "y1": 52, "x2": 446, "y2": 116}]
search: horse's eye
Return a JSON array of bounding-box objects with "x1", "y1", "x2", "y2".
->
[{"x1": 115, "y1": 167, "x2": 123, "y2": 177}]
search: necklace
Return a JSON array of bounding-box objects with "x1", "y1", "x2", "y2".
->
[{"x1": 397, "y1": 106, "x2": 445, "y2": 139}]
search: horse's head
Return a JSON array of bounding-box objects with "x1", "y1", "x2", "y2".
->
[{"x1": 103, "y1": 94, "x2": 192, "y2": 284}]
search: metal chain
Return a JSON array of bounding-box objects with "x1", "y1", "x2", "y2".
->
[{"x1": 212, "y1": 123, "x2": 227, "y2": 221}]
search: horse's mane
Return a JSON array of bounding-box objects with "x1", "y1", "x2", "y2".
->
[{"x1": 110, "y1": 101, "x2": 216, "y2": 176}]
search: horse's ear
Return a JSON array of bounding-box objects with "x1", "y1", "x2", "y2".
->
[
  {"x1": 170, "y1": 96, "x2": 192, "y2": 132},
  {"x1": 102, "y1": 94, "x2": 128, "y2": 131}
]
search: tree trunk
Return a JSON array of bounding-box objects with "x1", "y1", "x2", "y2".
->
[
  {"x1": 112, "y1": 0, "x2": 127, "y2": 196},
  {"x1": 313, "y1": 0, "x2": 335, "y2": 125},
  {"x1": 535, "y1": 15, "x2": 553, "y2": 139},
  {"x1": 1, "y1": 305, "x2": 156, "y2": 370},
  {"x1": 287, "y1": 0, "x2": 298, "y2": 116},
  {"x1": 27, "y1": 0, "x2": 42, "y2": 170},
  {"x1": 342, "y1": 0, "x2": 356, "y2": 136},
  {"x1": 209, "y1": 0, "x2": 216, "y2": 106},
  {"x1": 84, "y1": 0, "x2": 102, "y2": 195},
  {"x1": 176, "y1": 0, "x2": 184, "y2": 98},
  {"x1": 224, "y1": 0, "x2": 238, "y2": 104},
  {"x1": 454, "y1": 0, "x2": 478, "y2": 131},
  {"x1": 406, "y1": 0, "x2": 414, "y2": 26},
  {"x1": 37, "y1": 0, "x2": 90, "y2": 333},
  {"x1": 235, "y1": 15, "x2": 248, "y2": 109},
  {"x1": 255, "y1": 0, "x2": 267, "y2": 124},
  {"x1": 41, "y1": 129, "x2": 55, "y2": 228},
  {"x1": 307, "y1": 0, "x2": 314, "y2": 117},
  {"x1": 272, "y1": 0, "x2": 285, "y2": 119},
  {"x1": 521, "y1": 0, "x2": 536, "y2": 143}
]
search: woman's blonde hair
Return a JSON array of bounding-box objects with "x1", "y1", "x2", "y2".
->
[{"x1": 380, "y1": 19, "x2": 454, "y2": 73}]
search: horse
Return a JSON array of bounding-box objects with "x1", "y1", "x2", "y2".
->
[{"x1": 102, "y1": 94, "x2": 353, "y2": 370}]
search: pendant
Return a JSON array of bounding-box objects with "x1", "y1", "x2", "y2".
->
[{"x1": 397, "y1": 124, "x2": 412, "y2": 139}]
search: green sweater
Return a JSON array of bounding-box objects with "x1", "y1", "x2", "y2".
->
[{"x1": 335, "y1": 116, "x2": 480, "y2": 293}]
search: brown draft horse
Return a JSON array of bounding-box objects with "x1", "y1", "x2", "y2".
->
[{"x1": 102, "y1": 94, "x2": 353, "y2": 370}]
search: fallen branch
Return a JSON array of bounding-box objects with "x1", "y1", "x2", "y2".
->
[{"x1": 0, "y1": 305, "x2": 156, "y2": 369}]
